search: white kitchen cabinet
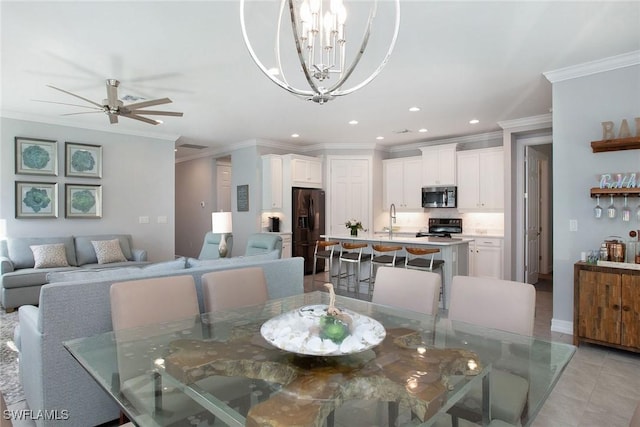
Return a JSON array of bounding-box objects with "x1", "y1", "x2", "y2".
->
[
  {"x1": 421, "y1": 144, "x2": 457, "y2": 186},
  {"x1": 285, "y1": 154, "x2": 323, "y2": 188},
  {"x1": 262, "y1": 155, "x2": 283, "y2": 210},
  {"x1": 279, "y1": 232, "x2": 292, "y2": 258},
  {"x1": 457, "y1": 147, "x2": 504, "y2": 211},
  {"x1": 469, "y1": 237, "x2": 503, "y2": 279},
  {"x1": 383, "y1": 156, "x2": 422, "y2": 209}
]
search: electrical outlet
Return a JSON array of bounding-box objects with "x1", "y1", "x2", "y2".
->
[{"x1": 569, "y1": 219, "x2": 578, "y2": 232}]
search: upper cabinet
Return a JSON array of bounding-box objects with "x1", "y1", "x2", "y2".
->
[
  {"x1": 284, "y1": 154, "x2": 323, "y2": 188},
  {"x1": 457, "y1": 147, "x2": 504, "y2": 211},
  {"x1": 383, "y1": 156, "x2": 423, "y2": 209},
  {"x1": 421, "y1": 144, "x2": 457, "y2": 186},
  {"x1": 262, "y1": 154, "x2": 283, "y2": 210}
]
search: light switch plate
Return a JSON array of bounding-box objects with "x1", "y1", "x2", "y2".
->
[
  {"x1": 139, "y1": 216, "x2": 149, "y2": 224},
  {"x1": 569, "y1": 219, "x2": 578, "y2": 231}
]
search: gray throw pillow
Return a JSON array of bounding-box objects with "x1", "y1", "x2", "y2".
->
[
  {"x1": 91, "y1": 239, "x2": 127, "y2": 264},
  {"x1": 30, "y1": 243, "x2": 70, "y2": 268}
]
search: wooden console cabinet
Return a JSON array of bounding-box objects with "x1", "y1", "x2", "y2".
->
[{"x1": 574, "y1": 262, "x2": 640, "y2": 352}]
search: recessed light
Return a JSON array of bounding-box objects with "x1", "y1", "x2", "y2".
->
[
  {"x1": 376, "y1": 136, "x2": 384, "y2": 140},
  {"x1": 469, "y1": 119, "x2": 479, "y2": 124},
  {"x1": 409, "y1": 107, "x2": 421, "y2": 112},
  {"x1": 418, "y1": 128, "x2": 428, "y2": 133},
  {"x1": 267, "y1": 68, "x2": 280, "y2": 76},
  {"x1": 291, "y1": 133, "x2": 300, "y2": 138},
  {"x1": 348, "y1": 120, "x2": 359, "y2": 125}
]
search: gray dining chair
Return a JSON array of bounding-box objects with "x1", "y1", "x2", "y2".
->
[
  {"x1": 446, "y1": 275, "x2": 536, "y2": 426},
  {"x1": 201, "y1": 266, "x2": 268, "y2": 312}
]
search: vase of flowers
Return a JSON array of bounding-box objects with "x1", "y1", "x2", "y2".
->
[{"x1": 345, "y1": 219, "x2": 364, "y2": 237}]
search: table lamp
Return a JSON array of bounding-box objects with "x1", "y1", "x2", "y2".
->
[
  {"x1": 211, "y1": 212, "x2": 232, "y2": 258},
  {"x1": 0, "y1": 219, "x2": 6, "y2": 239}
]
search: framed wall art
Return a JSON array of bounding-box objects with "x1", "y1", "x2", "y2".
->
[
  {"x1": 237, "y1": 184, "x2": 249, "y2": 212},
  {"x1": 15, "y1": 137, "x2": 58, "y2": 176},
  {"x1": 65, "y1": 142, "x2": 102, "y2": 178},
  {"x1": 65, "y1": 184, "x2": 102, "y2": 219},
  {"x1": 15, "y1": 181, "x2": 58, "y2": 218}
]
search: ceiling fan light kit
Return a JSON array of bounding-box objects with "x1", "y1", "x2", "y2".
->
[
  {"x1": 45, "y1": 79, "x2": 183, "y2": 125},
  {"x1": 240, "y1": 0, "x2": 400, "y2": 104}
]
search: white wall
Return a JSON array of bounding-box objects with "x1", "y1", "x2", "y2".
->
[
  {"x1": 0, "y1": 117, "x2": 176, "y2": 262},
  {"x1": 551, "y1": 63, "x2": 640, "y2": 328}
]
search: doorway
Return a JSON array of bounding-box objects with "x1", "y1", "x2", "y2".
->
[{"x1": 516, "y1": 138, "x2": 553, "y2": 284}]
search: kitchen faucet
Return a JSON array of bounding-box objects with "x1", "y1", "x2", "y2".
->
[{"x1": 389, "y1": 203, "x2": 396, "y2": 239}]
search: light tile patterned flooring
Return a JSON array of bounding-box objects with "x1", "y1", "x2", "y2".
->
[
  {"x1": 8, "y1": 273, "x2": 639, "y2": 427},
  {"x1": 306, "y1": 271, "x2": 640, "y2": 427}
]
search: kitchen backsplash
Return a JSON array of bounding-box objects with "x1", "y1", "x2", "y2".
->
[{"x1": 375, "y1": 211, "x2": 504, "y2": 236}]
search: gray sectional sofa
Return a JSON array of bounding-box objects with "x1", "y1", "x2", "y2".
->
[
  {"x1": 15, "y1": 255, "x2": 304, "y2": 427},
  {"x1": 0, "y1": 234, "x2": 148, "y2": 311}
]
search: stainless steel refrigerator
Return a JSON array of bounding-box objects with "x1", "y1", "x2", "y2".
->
[{"x1": 292, "y1": 187, "x2": 325, "y2": 274}]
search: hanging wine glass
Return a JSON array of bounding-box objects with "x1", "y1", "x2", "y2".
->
[
  {"x1": 622, "y1": 195, "x2": 631, "y2": 222},
  {"x1": 594, "y1": 195, "x2": 603, "y2": 219},
  {"x1": 607, "y1": 195, "x2": 617, "y2": 219}
]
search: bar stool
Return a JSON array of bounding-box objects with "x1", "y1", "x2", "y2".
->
[
  {"x1": 369, "y1": 244, "x2": 405, "y2": 296},
  {"x1": 405, "y1": 247, "x2": 445, "y2": 307},
  {"x1": 312, "y1": 240, "x2": 340, "y2": 288},
  {"x1": 337, "y1": 242, "x2": 371, "y2": 297}
]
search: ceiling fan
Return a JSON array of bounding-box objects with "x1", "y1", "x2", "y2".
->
[{"x1": 42, "y1": 79, "x2": 183, "y2": 125}]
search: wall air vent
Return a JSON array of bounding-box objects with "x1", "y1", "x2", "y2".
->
[
  {"x1": 179, "y1": 144, "x2": 208, "y2": 150},
  {"x1": 393, "y1": 129, "x2": 412, "y2": 134}
]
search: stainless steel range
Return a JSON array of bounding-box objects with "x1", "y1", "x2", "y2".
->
[{"x1": 416, "y1": 218, "x2": 463, "y2": 238}]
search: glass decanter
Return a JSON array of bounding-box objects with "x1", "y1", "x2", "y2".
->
[{"x1": 594, "y1": 195, "x2": 603, "y2": 219}]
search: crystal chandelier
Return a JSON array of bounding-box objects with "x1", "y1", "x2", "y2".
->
[{"x1": 240, "y1": 0, "x2": 400, "y2": 104}]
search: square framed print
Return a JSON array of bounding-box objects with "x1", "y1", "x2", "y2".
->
[
  {"x1": 65, "y1": 184, "x2": 102, "y2": 219},
  {"x1": 15, "y1": 181, "x2": 58, "y2": 218},
  {"x1": 65, "y1": 142, "x2": 102, "y2": 178},
  {"x1": 15, "y1": 137, "x2": 58, "y2": 176}
]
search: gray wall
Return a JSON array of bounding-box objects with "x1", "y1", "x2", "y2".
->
[
  {"x1": 175, "y1": 156, "x2": 216, "y2": 258},
  {"x1": 0, "y1": 117, "x2": 176, "y2": 262},
  {"x1": 552, "y1": 64, "x2": 640, "y2": 326}
]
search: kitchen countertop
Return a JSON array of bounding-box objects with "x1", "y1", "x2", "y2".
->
[{"x1": 322, "y1": 234, "x2": 473, "y2": 246}]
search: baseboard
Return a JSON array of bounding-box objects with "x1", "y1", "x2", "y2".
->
[{"x1": 551, "y1": 318, "x2": 573, "y2": 335}]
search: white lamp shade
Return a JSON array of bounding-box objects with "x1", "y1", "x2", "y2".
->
[
  {"x1": 211, "y1": 212, "x2": 232, "y2": 234},
  {"x1": 0, "y1": 219, "x2": 6, "y2": 239}
]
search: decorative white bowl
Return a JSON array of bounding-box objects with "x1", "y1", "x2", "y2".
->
[{"x1": 260, "y1": 304, "x2": 386, "y2": 356}]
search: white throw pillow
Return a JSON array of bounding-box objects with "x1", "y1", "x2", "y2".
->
[
  {"x1": 30, "y1": 243, "x2": 70, "y2": 268},
  {"x1": 91, "y1": 239, "x2": 127, "y2": 264}
]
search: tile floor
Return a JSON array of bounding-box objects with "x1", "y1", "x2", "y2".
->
[{"x1": 7, "y1": 273, "x2": 640, "y2": 427}]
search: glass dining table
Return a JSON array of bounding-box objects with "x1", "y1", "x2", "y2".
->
[{"x1": 64, "y1": 291, "x2": 574, "y2": 427}]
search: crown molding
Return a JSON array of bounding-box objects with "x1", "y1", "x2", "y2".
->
[
  {"x1": 1, "y1": 110, "x2": 180, "y2": 142},
  {"x1": 544, "y1": 50, "x2": 640, "y2": 83},
  {"x1": 387, "y1": 130, "x2": 504, "y2": 153},
  {"x1": 498, "y1": 113, "x2": 552, "y2": 131}
]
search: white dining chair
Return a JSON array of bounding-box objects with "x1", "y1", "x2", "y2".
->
[
  {"x1": 371, "y1": 266, "x2": 441, "y2": 315},
  {"x1": 446, "y1": 275, "x2": 536, "y2": 426},
  {"x1": 110, "y1": 275, "x2": 250, "y2": 426},
  {"x1": 201, "y1": 266, "x2": 268, "y2": 312}
]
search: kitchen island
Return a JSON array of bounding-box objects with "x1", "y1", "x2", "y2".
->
[{"x1": 321, "y1": 233, "x2": 472, "y2": 309}]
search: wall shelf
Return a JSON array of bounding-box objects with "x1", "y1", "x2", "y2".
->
[
  {"x1": 591, "y1": 136, "x2": 640, "y2": 153},
  {"x1": 591, "y1": 187, "x2": 640, "y2": 197}
]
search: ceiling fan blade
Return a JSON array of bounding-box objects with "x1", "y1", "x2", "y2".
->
[
  {"x1": 120, "y1": 113, "x2": 160, "y2": 125},
  {"x1": 33, "y1": 99, "x2": 103, "y2": 110},
  {"x1": 129, "y1": 110, "x2": 184, "y2": 117},
  {"x1": 123, "y1": 97, "x2": 172, "y2": 110},
  {"x1": 60, "y1": 111, "x2": 103, "y2": 116},
  {"x1": 108, "y1": 113, "x2": 118, "y2": 124},
  {"x1": 46, "y1": 84, "x2": 104, "y2": 109},
  {"x1": 106, "y1": 80, "x2": 119, "y2": 107}
]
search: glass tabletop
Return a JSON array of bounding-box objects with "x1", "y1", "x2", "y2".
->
[{"x1": 64, "y1": 291, "x2": 574, "y2": 427}]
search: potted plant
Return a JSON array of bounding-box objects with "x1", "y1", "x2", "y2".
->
[{"x1": 345, "y1": 219, "x2": 364, "y2": 236}]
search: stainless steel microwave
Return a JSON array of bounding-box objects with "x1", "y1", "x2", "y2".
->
[{"x1": 422, "y1": 186, "x2": 457, "y2": 208}]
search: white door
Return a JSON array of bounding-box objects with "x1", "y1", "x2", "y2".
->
[
  {"x1": 525, "y1": 147, "x2": 541, "y2": 284},
  {"x1": 217, "y1": 162, "x2": 232, "y2": 212},
  {"x1": 329, "y1": 158, "x2": 370, "y2": 235}
]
